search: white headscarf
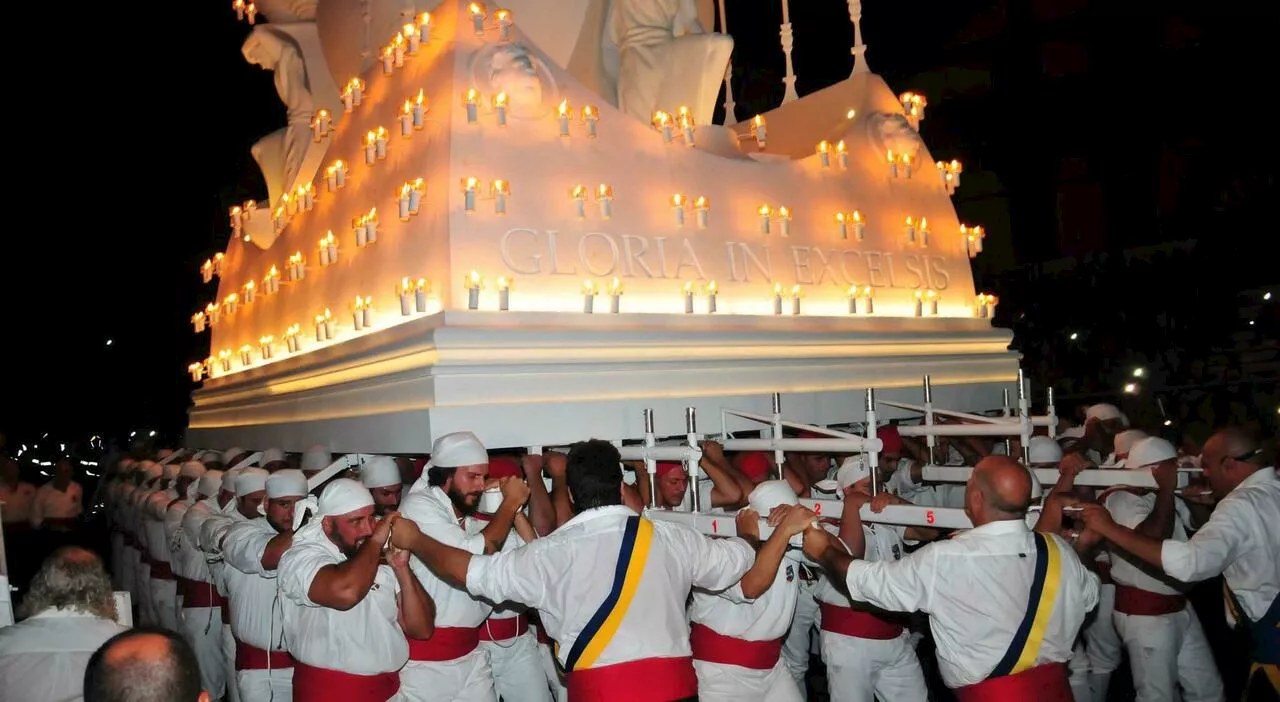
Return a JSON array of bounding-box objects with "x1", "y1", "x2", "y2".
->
[
  {"x1": 428, "y1": 432, "x2": 488, "y2": 469},
  {"x1": 235, "y1": 468, "x2": 270, "y2": 497},
  {"x1": 198, "y1": 470, "x2": 225, "y2": 499},
  {"x1": 360, "y1": 456, "x2": 402, "y2": 489},
  {"x1": 292, "y1": 478, "x2": 375, "y2": 534},
  {"x1": 301, "y1": 445, "x2": 332, "y2": 473}
]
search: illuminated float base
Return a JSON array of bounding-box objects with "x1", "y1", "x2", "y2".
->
[{"x1": 187, "y1": 310, "x2": 1017, "y2": 451}]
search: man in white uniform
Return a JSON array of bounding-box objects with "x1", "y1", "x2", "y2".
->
[
  {"x1": 142, "y1": 461, "x2": 192, "y2": 631},
  {"x1": 221, "y1": 469, "x2": 307, "y2": 700},
  {"x1": 174, "y1": 468, "x2": 229, "y2": 700},
  {"x1": 397, "y1": 432, "x2": 525, "y2": 702},
  {"x1": 162, "y1": 461, "x2": 206, "y2": 621},
  {"x1": 687, "y1": 481, "x2": 812, "y2": 701},
  {"x1": 1097, "y1": 436, "x2": 1223, "y2": 701},
  {"x1": 202, "y1": 466, "x2": 265, "y2": 702},
  {"x1": 361, "y1": 455, "x2": 405, "y2": 516},
  {"x1": 30, "y1": 457, "x2": 84, "y2": 531},
  {"x1": 393, "y1": 438, "x2": 756, "y2": 701},
  {"x1": 130, "y1": 461, "x2": 165, "y2": 625},
  {"x1": 279, "y1": 479, "x2": 434, "y2": 702},
  {"x1": 1077, "y1": 428, "x2": 1279, "y2": 700},
  {"x1": 805, "y1": 455, "x2": 1100, "y2": 701}
]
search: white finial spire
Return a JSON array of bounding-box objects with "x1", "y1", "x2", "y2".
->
[
  {"x1": 780, "y1": 0, "x2": 799, "y2": 103},
  {"x1": 849, "y1": 0, "x2": 870, "y2": 76},
  {"x1": 717, "y1": 0, "x2": 738, "y2": 124}
]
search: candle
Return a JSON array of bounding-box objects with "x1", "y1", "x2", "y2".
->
[
  {"x1": 977, "y1": 293, "x2": 998, "y2": 318},
  {"x1": 777, "y1": 206, "x2": 792, "y2": 236},
  {"x1": 355, "y1": 213, "x2": 370, "y2": 245},
  {"x1": 683, "y1": 281, "x2": 695, "y2": 314},
  {"x1": 415, "y1": 278, "x2": 428, "y2": 312},
  {"x1": 902, "y1": 153, "x2": 913, "y2": 179},
  {"x1": 914, "y1": 290, "x2": 924, "y2": 317},
  {"x1": 461, "y1": 177, "x2": 479, "y2": 214},
  {"x1": 465, "y1": 271, "x2": 482, "y2": 310},
  {"x1": 400, "y1": 102, "x2": 414, "y2": 137},
  {"x1": 189, "y1": 362, "x2": 204, "y2": 382},
  {"x1": 400, "y1": 278, "x2": 414, "y2": 315},
  {"x1": 381, "y1": 45, "x2": 395, "y2": 75},
  {"x1": 240, "y1": 345, "x2": 253, "y2": 366},
  {"x1": 365, "y1": 131, "x2": 377, "y2": 165},
  {"x1": 491, "y1": 180, "x2": 510, "y2": 215},
  {"x1": 201, "y1": 259, "x2": 214, "y2": 283},
  {"x1": 904, "y1": 216, "x2": 916, "y2": 243},
  {"x1": 375, "y1": 127, "x2": 388, "y2": 160},
  {"x1": 495, "y1": 8, "x2": 512, "y2": 41},
  {"x1": 836, "y1": 212, "x2": 849, "y2": 240},
  {"x1": 301, "y1": 183, "x2": 314, "y2": 211},
  {"x1": 326, "y1": 160, "x2": 346, "y2": 192},
  {"x1": 219, "y1": 349, "x2": 232, "y2": 372},
  {"x1": 671, "y1": 193, "x2": 686, "y2": 227},
  {"x1": 223, "y1": 293, "x2": 238, "y2": 317},
  {"x1": 205, "y1": 303, "x2": 220, "y2": 327},
  {"x1": 652, "y1": 111, "x2": 673, "y2": 144},
  {"x1": 852, "y1": 210, "x2": 865, "y2": 240},
  {"x1": 706, "y1": 280, "x2": 718, "y2": 313},
  {"x1": 398, "y1": 184, "x2": 412, "y2": 221},
  {"x1": 608, "y1": 277, "x2": 622, "y2": 313},
  {"x1": 596, "y1": 184, "x2": 613, "y2": 219},
  {"x1": 285, "y1": 325, "x2": 300, "y2": 353},
  {"x1": 416, "y1": 12, "x2": 430, "y2": 44},
  {"x1": 571, "y1": 185, "x2": 587, "y2": 219},
  {"x1": 497, "y1": 276, "x2": 510, "y2": 311},
  {"x1": 557, "y1": 100, "x2": 572, "y2": 137},
  {"x1": 582, "y1": 280, "x2": 597, "y2": 313},
  {"x1": 315, "y1": 312, "x2": 329, "y2": 341},
  {"x1": 311, "y1": 109, "x2": 331, "y2": 142},
  {"x1": 352, "y1": 296, "x2": 365, "y2": 330},
  {"x1": 758, "y1": 204, "x2": 772, "y2": 234},
  {"x1": 750, "y1": 115, "x2": 767, "y2": 149},
  {"x1": 363, "y1": 299, "x2": 374, "y2": 328},
  {"x1": 836, "y1": 140, "x2": 848, "y2": 169},
  {"x1": 464, "y1": 88, "x2": 479, "y2": 125},
  {"x1": 341, "y1": 78, "x2": 364, "y2": 111},
  {"x1": 677, "y1": 106, "x2": 695, "y2": 145},
  {"x1": 213, "y1": 253, "x2": 224, "y2": 275},
  {"x1": 365, "y1": 208, "x2": 379, "y2": 242},
  {"x1": 918, "y1": 216, "x2": 930, "y2": 246},
  {"x1": 582, "y1": 105, "x2": 598, "y2": 137},
  {"x1": 847, "y1": 286, "x2": 859, "y2": 314},
  {"x1": 772, "y1": 283, "x2": 783, "y2": 315},
  {"x1": 192, "y1": 312, "x2": 206, "y2": 333},
  {"x1": 273, "y1": 205, "x2": 287, "y2": 233},
  {"x1": 887, "y1": 150, "x2": 898, "y2": 178},
  {"x1": 949, "y1": 159, "x2": 963, "y2": 189},
  {"x1": 246, "y1": 2, "x2": 256, "y2": 24},
  {"x1": 817, "y1": 140, "x2": 831, "y2": 168},
  {"x1": 319, "y1": 231, "x2": 337, "y2": 266},
  {"x1": 264, "y1": 266, "x2": 280, "y2": 294},
  {"x1": 243, "y1": 280, "x2": 256, "y2": 303},
  {"x1": 971, "y1": 225, "x2": 985, "y2": 254},
  {"x1": 694, "y1": 196, "x2": 709, "y2": 229},
  {"x1": 926, "y1": 289, "x2": 939, "y2": 316},
  {"x1": 493, "y1": 92, "x2": 508, "y2": 126},
  {"x1": 412, "y1": 90, "x2": 426, "y2": 130},
  {"x1": 791, "y1": 285, "x2": 802, "y2": 315},
  {"x1": 230, "y1": 205, "x2": 243, "y2": 238},
  {"x1": 392, "y1": 33, "x2": 406, "y2": 67},
  {"x1": 404, "y1": 23, "x2": 420, "y2": 54},
  {"x1": 259, "y1": 335, "x2": 274, "y2": 360},
  {"x1": 233, "y1": 0, "x2": 244, "y2": 20},
  {"x1": 469, "y1": 2, "x2": 486, "y2": 35},
  {"x1": 288, "y1": 252, "x2": 305, "y2": 281}
]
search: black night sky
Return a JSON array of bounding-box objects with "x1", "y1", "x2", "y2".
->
[{"x1": 2, "y1": 0, "x2": 1276, "y2": 447}]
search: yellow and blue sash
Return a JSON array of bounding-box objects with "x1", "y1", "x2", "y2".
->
[
  {"x1": 564, "y1": 515, "x2": 654, "y2": 672},
  {"x1": 988, "y1": 532, "x2": 1064, "y2": 679}
]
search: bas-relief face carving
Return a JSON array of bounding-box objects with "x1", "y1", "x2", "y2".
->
[
  {"x1": 477, "y1": 43, "x2": 554, "y2": 118},
  {"x1": 868, "y1": 112, "x2": 923, "y2": 161}
]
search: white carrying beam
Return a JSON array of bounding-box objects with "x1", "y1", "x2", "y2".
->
[
  {"x1": 644, "y1": 508, "x2": 743, "y2": 537},
  {"x1": 922, "y1": 465, "x2": 1190, "y2": 490},
  {"x1": 897, "y1": 423, "x2": 1030, "y2": 438},
  {"x1": 616, "y1": 445, "x2": 702, "y2": 463},
  {"x1": 878, "y1": 399, "x2": 1055, "y2": 427},
  {"x1": 858, "y1": 503, "x2": 974, "y2": 530},
  {"x1": 722, "y1": 437, "x2": 879, "y2": 453}
]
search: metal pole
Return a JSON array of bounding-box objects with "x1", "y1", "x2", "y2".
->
[
  {"x1": 1001, "y1": 387, "x2": 1012, "y2": 455},
  {"x1": 686, "y1": 407, "x2": 700, "y2": 512},
  {"x1": 866, "y1": 387, "x2": 880, "y2": 497},
  {"x1": 1017, "y1": 370, "x2": 1032, "y2": 466},
  {"x1": 1046, "y1": 387, "x2": 1057, "y2": 439},
  {"x1": 923, "y1": 375, "x2": 936, "y2": 464},
  {"x1": 771, "y1": 393, "x2": 784, "y2": 479},
  {"x1": 643, "y1": 408, "x2": 657, "y2": 508}
]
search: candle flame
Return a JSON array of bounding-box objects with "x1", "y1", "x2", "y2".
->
[
  {"x1": 817, "y1": 140, "x2": 830, "y2": 154},
  {"x1": 596, "y1": 184, "x2": 613, "y2": 199},
  {"x1": 836, "y1": 140, "x2": 847, "y2": 153},
  {"x1": 493, "y1": 91, "x2": 508, "y2": 107},
  {"x1": 753, "y1": 115, "x2": 765, "y2": 127},
  {"x1": 462, "y1": 176, "x2": 479, "y2": 191},
  {"x1": 707, "y1": 280, "x2": 718, "y2": 294},
  {"x1": 465, "y1": 88, "x2": 479, "y2": 104},
  {"x1": 853, "y1": 210, "x2": 863, "y2": 223},
  {"x1": 570, "y1": 184, "x2": 586, "y2": 199},
  {"x1": 694, "y1": 196, "x2": 709, "y2": 209},
  {"x1": 608, "y1": 277, "x2": 622, "y2": 294},
  {"x1": 758, "y1": 204, "x2": 772, "y2": 217},
  {"x1": 497, "y1": 276, "x2": 510, "y2": 290},
  {"x1": 495, "y1": 8, "x2": 510, "y2": 21},
  {"x1": 469, "y1": 2, "x2": 485, "y2": 15},
  {"x1": 791, "y1": 285, "x2": 802, "y2": 297},
  {"x1": 777, "y1": 206, "x2": 791, "y2": 219},
  {"x1": 671, "y1": 193, "x2": 685, "y2": 207},
  {"x1": 558, "y1": 99, "x2": 569, "y2": 116},
  {"x1": 491, "y1": 179, "x2": 510, "y2": 195},
  {"x1": 582, "y1": 280, "x2": 596, "y2": 294}
]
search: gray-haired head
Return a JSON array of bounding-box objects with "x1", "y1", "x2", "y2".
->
[{"x1": 17, "y1": 547, "x2": 117, "y2": 621}]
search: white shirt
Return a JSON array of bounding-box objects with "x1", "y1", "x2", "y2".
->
[
  {"x1": 221, "y1": 518, "x2": 289, "y2": 651},
  {"x1": 30, "y1": 482, "x2": 82, "y2": 527},
  {"x1": 145, "y1": 489, "x2": 180, "y2": 563},
  {"x1": 1104, "y1": 490, "x2": 1193, "y2": 596},
  {"x1": 201, "y1": 504, "x2": 249, "y2": 600},
  {"x1": 165, "y1": 497, "x2": 196, "y2": 576},
  {"x1": 0, "y1": 608, "x2": 128, "y2": 702},
  {"x1": 278, "y1": 528, "x2": 408, "y2": 675},
  {"x1": 1161, "y1": 467, "x2": 1280, "y2": 623},
  {"x1": 688, "y1": 555, "x2": 799, "y2": 642},
  {"x1": 817, "y1": 521, "x2": 910, "y2": 607},
  {"x1": 399, "y1": 484, "x2": 493, "y2": 628},
  {"x1": 0, "y1": 481, "x2": 36, "y2": 523},
  {"x1": 845, "y1": 518, "x2": 1100, "y2": 688},
  {"x1": 467, "y1": 506, "x2": 754, "y2": 669},
  {"x1": 472, "y1": 526, "x2": 527, "y2": 622},
  {"x1": 175, "y1": 498, "x2": 220, "y2": 582}
]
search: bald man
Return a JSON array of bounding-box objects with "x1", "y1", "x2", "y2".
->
[
  {"x1": 804, "y1": 456, "x2": 1100, "y2": 701},
  {"x1": 84, "y1": 627, "x2": 209, "y2": 702},
  {"x1": 1078, "y1": 428, "x2": 1279, "y2": 700}
]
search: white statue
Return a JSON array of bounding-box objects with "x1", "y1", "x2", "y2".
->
[
  {"x1": 603, "y1": 0, "x2": 732, "y2": 127},
  {"x1": 243, "y1": 27, "x2": 315, "y2": 198},
  {"x1": 868, "y1": 112, "x2": 924, "y2": 163},
  {"x1": 487, "y1": 44, "x2": 546, "y2": 116}
]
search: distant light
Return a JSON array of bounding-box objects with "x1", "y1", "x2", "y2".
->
[
  {"x1": 149, "y1": 430, "x2": 157, "y2": 437},
  {"x1": 846, "y1": 109, "x2": 856, "y2": 119},
  {"x1": 1163, "y1": 419, "x2": 1172, "y2": 426},
  {"x1": 59, "y1": 443, "x2": 65, "y2": 452},
  {"x1": 1249, "y1": 320, "x2": 1256, "y2": 326},
  {"x1": 105, "y1": 339, "x2": 113, "y2": 346},
  {"x1": 1265, "y1": 292, "x2": 1272, "y2": 301},
  {"x1": 1069, "y1": 332, "x2": 1079, "y2": 340},
  {"x1": 129, "y1": 431, "x2": 136, "y2": 438},
  {"x1": 1123, "y1": 383, "x2": 1139, "y2": 394},
  {"x1": 1132, "y1": 368, "x2": 1145, "y2": 378}
]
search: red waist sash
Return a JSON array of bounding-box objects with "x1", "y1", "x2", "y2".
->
[
  {"x1": 479, "y1": 614, "x2": 528, "y2": 642},
  {"x1": 234, "y1": 638, "x2": 294, "y2": 670},
  {"x1": 954, "y1": 662, "x2": 1072, "y2": 702},
  {"x1": 292, "y1": 661, "x2": 400, "y2": 702},
  {"x1": 150, "y1": 560, "x2": 175, "y2": 580},
  {"x1": 1113, "y1": 584, "x2": 1186, "y2": 616},
  {"x1": 1096, "y1": 561, "x2": 1113, "y2": 585},
  {"x1": 536, "y1": 624, "x2": 552, "y2": 646},
  {"x1": 819, "y1": 602, "x2": 904, "y2": 640},
  {"x1": 689, "y1": 622, "x2": 782, "y2": 670},
  {"x1": 178, "y1": 576, "x2": 227, "y2": 608},
  {"x1": 406, "y1": 626, "x2": 480, "y2": 661},
  {"x1": 567, "y1": 656, "x2": 697, "y2": 702}
]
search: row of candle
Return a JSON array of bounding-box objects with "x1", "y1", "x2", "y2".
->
[
  {"x1": 651, "y1": 108, "x2": 697, "y2": 146},
  {"x1": 899, "y1": 91, "x2": 927, "y2": 130},
  {"x1": 231, "y1": 0, "x2": 256, "y2": 24}
]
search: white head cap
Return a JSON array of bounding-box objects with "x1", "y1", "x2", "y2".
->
[
  {"x1": 837, "y1": 456, "x2": 871, "y2": 490},
  {"x1": 430, "y1": 432, "x2": 488, "y2": 468},
  {"x1": 1113, "y1": 429, "x2": 1149, "y2": 458},
  {"x1": 179, "y1": 461, "x2": 207, "y2": 480},
  {"x1": 1085, "y1": 404, "x2": 1127, "y2": 426},
  {"x1": 261, "y1": 448, "x2": 287, "y2": 466},
  {"x1": 220, "y1": 467, "x2": 244, "y2": 495},
  {"x1": 222, "y1": 447, "x2": 245, "y2": 464},
  {"x1": 235, "y1": 467, "x2": 270, "y2": 497},
  {"x1": 360, "y1": 456, "x2": 402, "y2": 489},
  {"x1": 198, "y1": 450, "x2": 223, "y2": 464},
  {"x1": 197, "y1": 470, "x2": 224, "y2": 498},
  {"x1": 266, "y1": 469, "x2": 308, "y2": 499},
  {"x1": 1027, "y1": 436, "x2": 1063, "y2": 465},
  {"x1": 301, "y1": 445, "x2": 331, "y2": 473},
  {"x1": 292, "y1": 478, "x2": 375, "y2": 531},
  {"x1": 747, "y1": 480, "x2": 800, "y2": 514},
  {"x1": 1126, "y1": 437, "x2": 1177, "y2": 470}
]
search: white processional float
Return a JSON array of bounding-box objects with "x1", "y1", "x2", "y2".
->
[{"x1": 185, "y1": 0, "x2": 1050, "y2": 535}]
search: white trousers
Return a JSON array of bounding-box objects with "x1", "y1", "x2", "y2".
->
[
  {"x1": 694, "y1": 659, "x2": 805, "y2": 702},
  {"x1": 223, "y1": 624, "x2": 242, "y2": 702},
  {"x1": 1113, "y1": 605, "x2": 1224, "y2": 702},
  {"x1": 1068, "y1": 640, "x2": 1091, "y2": 702},
  {"x1": 400, "y1": 648, "x2": 497, "y2": 702},
  {"x1": 236, "y1": 666, "x2": 294, "y2": 702},
  {"x1": 180, "y1": 605, "x2": 227, "y2": 700},
  {"x1": 481, "y1": 631, "x2": 552, "y2": 702},
  {"x1": 150, "y1": 577, "x2": 178, "y2": 631},
  {"x1": 780, "y1": 579, "x2": 820, "y2": 684},
  {"x1": 1084, "y1": 584, "x2": 1122, "y2": 674},
  {"x1": 820, "y1": 630, "x2": 929, "y2": 702},
  {"x1": 536, "y1": 642, "x2": 567, "y2": 702}
]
